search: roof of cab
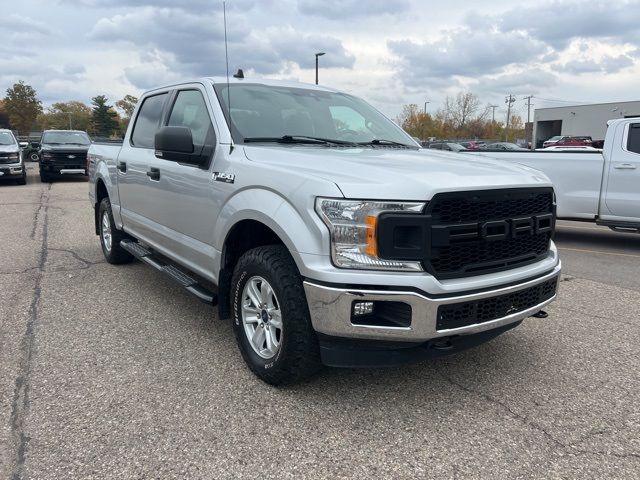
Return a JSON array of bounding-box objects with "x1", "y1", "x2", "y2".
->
[{"x1": 143, "y1": 76, "x2": 340, "y2": 95}]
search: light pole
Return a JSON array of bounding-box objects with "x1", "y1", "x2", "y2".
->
[
  {"x1": 424, "y1": 101, "x2": 430, "y2": 115},
  {"x1": 315, "y1": 52, "x2": 325, "y2": 85},
  {"x1": 61, "y1": 111, "x2": 73, "y2": 130}
]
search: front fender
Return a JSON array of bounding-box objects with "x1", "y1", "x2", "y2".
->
[{"x1": 213, "y1": 186, "x2": 336, "y2": 274}]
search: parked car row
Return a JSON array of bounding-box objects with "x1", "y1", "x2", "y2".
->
[
  {"x1": 0, "y1": 129, "x2": 92, "y2": 186},
  {"x1": 423, "y1": 140, "x2": 528, "y2": 152}
]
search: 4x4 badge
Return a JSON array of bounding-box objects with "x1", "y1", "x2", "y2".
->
[{"x1": 213, "y1": 172, "x2": 235, "y2": 184}]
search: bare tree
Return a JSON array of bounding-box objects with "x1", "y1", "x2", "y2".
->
[{"x1": 444, "y1": 92, "x2": 482, "y2": 129}]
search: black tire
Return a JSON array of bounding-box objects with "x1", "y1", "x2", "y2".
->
[
  {"x1": 98, "y1": 198, "x2": 134, "y2": 264},
  {"x1": 40, "y1": 172, "x2": 51, "y2": 183},
  {"x1": 17, "y1": 174, "x2": 27, "y2": 185},
  {"x1": 231, "y1": 245, "x2": 321, "y2": 385}
]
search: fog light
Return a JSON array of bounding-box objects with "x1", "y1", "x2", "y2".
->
[{"x1": 353, "y1": 301, "x2": 374, "y2": 316}]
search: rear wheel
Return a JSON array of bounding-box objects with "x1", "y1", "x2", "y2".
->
[
  {"x1": 231, "y1": 245, "x2": 321, "y2": 385},
  {"x1": 98, "y1": 198, "x2": 134, "y2": 264}
]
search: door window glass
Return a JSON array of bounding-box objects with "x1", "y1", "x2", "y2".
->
[
  {"x1": 627, "y1": 124, "x2": 640, "y2": 154},
  {"x1": 131, "y1": 93, "x2": 168, "y2": 148},
  {"x1": 168, "y1": 90, "x2": 214, "y2": 146}
]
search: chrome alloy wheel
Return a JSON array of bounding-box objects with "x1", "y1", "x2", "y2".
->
[
  {"x1": 101, "y1": 211, "x2": 112, "y2": 252},
  {"x1": 241, "y1": 276, "x2": 283, "y2": 359}
]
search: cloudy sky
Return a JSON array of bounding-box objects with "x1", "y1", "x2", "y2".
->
[{"x1": 1, "y1": 0, "x2": 639, "y2": 120}]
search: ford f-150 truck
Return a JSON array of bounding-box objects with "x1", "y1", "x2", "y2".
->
[
  {"x1": 88, "y1": 78, "x2": 561, "y2": 385},
  {"x1": 0, "y1": 129, "x2": 27, "y2": 185},
  {"x1": 39, "y1": 129, "x2": 91, "y2": 182},
  {"x1": 467, "y1": 118, "x2": 640, "y2": 233}
]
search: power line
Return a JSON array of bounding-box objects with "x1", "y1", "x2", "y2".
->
[{"x1": 533, "y1": 96, "x2": 590, "y2": 105}]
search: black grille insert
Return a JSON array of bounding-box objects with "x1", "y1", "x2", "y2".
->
[
  {"x1": 377, "y1": 187, "x2": 555, "y2": 279},
  {"x1": 437, "y1": 277, "x2": 558, "y2": 330}
]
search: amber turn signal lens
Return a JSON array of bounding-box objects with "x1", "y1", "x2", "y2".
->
[{"x1": 365, "y1": 215, "x2": 378, "y2": 256}]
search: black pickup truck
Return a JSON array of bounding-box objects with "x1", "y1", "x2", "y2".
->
[{"x1": 39, "y1": 130, "x2": 91, "y2": 182}]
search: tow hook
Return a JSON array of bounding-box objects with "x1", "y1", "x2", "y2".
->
[
  {"x1": 531, "y1": 310, "x2": 548, "y2": 318},
  {"x1": 431, "y1": 338, "x2": 454, "y2": 350}
]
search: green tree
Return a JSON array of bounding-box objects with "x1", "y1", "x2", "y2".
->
[
  {"x1": 115, "y1": 94, "x2": 138, "y2": 118},
  {"x1": 37, "y1": 101, "x2": 92, "y2": 131},
  {"x1": 0, "y1": 99, "x2": 10, "y2": 129},
  {"x1": 3, "y1": 81, "x2": 43, "y2": 135},
  {"x1": 91, "y1": 95, "x2": 119, "y2": 138}
]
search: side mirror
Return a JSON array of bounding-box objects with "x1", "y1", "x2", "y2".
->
[{"x1": 154, "y1": 126, "x2": 207, "y2": 165}]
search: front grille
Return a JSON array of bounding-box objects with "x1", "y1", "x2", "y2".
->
[
  {"x1": 426, "y1": 188, "x2": 555, "y2": 278},
  {"x1": 436, "y1": 277, "x2": 558, "y2": 330},
  {"x1": 0, "y1": 155, "x2": 17, "y2": 164},
  {"x1": 47, "y1": 151, "x2": 87, "y2": 165}
]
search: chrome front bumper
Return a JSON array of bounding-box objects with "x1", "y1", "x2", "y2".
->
[
  {"x1": 303, "y1": 263, "x2": 561, "y2": 342},
  {"x1": 0, "y1": 163, "x2": 23, "y2": 176}
]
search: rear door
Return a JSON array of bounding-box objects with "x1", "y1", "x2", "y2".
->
[
  {"x1": 117, "y1": 91, "x2": 170, "y2": 243},
  {"x1": 604, "y1": 122, "x2": 640, "y2": 219}
]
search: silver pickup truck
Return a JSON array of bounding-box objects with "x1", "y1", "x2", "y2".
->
[{"x1": 88, "y1": 77, "x2": 561, "y2": 385}]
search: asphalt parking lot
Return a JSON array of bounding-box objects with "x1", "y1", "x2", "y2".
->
[{"x1": 1, "y1": 167, "x2": 639, "y2": 479}]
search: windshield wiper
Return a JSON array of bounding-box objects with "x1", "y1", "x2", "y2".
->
[
  {"x1": 356, "y1": 139, "x2": 415, "y2": 147},
  {"x1": 243, "y1": 135, "x2": 357, "y2": 146}
]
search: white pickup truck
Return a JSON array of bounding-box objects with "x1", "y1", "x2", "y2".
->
[{"x1": 468, "y1": 118, "x2": 640, "y2": 232}]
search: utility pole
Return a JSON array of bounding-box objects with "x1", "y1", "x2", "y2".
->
[
  {"x1": 488, "y1": 104, "x2": 498, "y2": 123},
  {"x1": 504, "y1": 94, "x2": 515, "y2": 141},
  {"x1": 424, "y1": 101, "x2": 430, "y2": 115},
  {"x1": 523, "y1": 95, "x2": 534, "y2": 123}
]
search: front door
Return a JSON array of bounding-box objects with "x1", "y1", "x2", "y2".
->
[
  {"x1": 140, "y1": 86, "x2": 221, "y2": 278},
  {"x1": 605, "y1": 122, "x2": 640, "y2": 219}
]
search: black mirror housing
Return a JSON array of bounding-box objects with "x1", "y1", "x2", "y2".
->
[{"x1": 155, "y1": 126, "x2": 207, "y2": 166}]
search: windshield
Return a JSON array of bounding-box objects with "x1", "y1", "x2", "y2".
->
[
  {"x1": 547, "y1": 136, "x2": 562, "y2": 142},
  {"x1": 214, "y1": 83, "x2": 416, "y2": 147},
  {"x1": 0, "y1": 132, "x2": 16, "y2": 146},
  {"x1": 42, "y1": 131, "x2": 91, "y2": 145}
]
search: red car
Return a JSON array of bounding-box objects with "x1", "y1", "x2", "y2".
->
[{"x1": 555, "y1": 136, "x2": 593, "y2": 147}]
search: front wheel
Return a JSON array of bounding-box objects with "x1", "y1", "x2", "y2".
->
[{"x1": 231, "y1": 245, "x2": 321, "y2": 385}]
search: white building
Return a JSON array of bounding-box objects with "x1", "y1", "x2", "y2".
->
[{"x1": 533, "y1": 101, "x2": 640, "y2": 147}]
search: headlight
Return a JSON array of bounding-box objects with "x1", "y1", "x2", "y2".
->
[
  {"x1": 41, "y1": 152, "x2": 52, "y2": 161},
  {"x1": 315, "y1": 198, "x2": 425, "y2": 271},
  {"x1": 8, "y1": 153, "x2": 19, "y2": 161}
]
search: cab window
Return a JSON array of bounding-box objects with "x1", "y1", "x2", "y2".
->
[
  {"x1": 627, "y1": 124, "x2": 640, "y2": 154},
  {"x1": 131, "y1": 93, "x2": 168, "y2": 148},
  {"x1": 167, "y1": 90, "x2": 215, "y2": 147}
]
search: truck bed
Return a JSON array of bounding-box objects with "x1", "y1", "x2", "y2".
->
[{"x1": 465, "y1": 150, "x2": 604, "y2": 219}]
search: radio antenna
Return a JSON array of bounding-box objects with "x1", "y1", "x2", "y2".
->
[{"x1": 223, "y1": 1, "x2": 234, "y2": 151}]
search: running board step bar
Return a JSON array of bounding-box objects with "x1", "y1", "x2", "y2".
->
[{"x1": 120, "y1": 239, "x2": 218, "y2": 305}]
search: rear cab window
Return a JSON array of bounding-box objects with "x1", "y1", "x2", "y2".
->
[{"x1": 627, "y1": 124, "x2": 640, "y2": 154}]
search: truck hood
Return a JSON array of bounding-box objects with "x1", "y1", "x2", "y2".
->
[
  {"x1": 0, "y1": 145, "x2": 19, "y2": 153},
  {"x1": 243, "y1": 146, "x2": 551, "y2": 200}
]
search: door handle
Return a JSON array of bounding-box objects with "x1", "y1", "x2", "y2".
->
[
  {"x1": 117, "y1": 161, "x2": 127, "y2": 173},
  {"x1": 146, "y1": 167, "x2": 160, "y2": 181},
  {"x1": 614, "y1": 163, "x2": 636, "y2": 170}
]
